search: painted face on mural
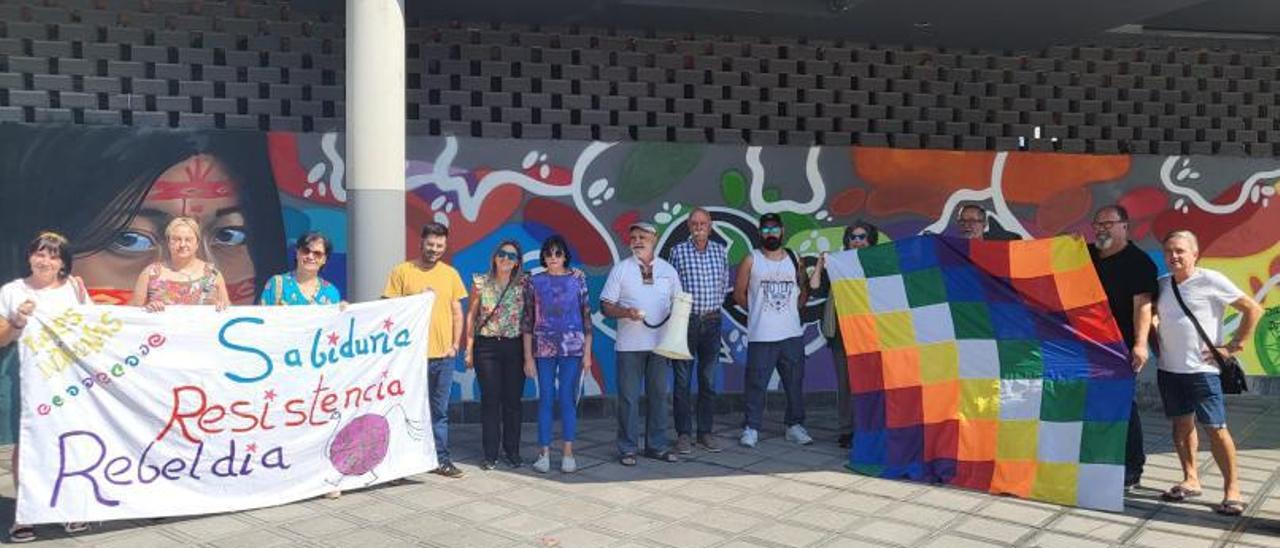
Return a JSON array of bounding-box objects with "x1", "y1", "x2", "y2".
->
[{"x1": 73, "y1": 154, "x2": 256, "y2": 303}]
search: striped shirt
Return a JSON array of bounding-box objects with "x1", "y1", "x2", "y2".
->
[{"x1": 668, "y1": 238, "x2": 730, "y2": 315}]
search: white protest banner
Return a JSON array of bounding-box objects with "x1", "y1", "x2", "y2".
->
[{"x1": 15, "y1": 293, "x2": 437, "y2": 523}]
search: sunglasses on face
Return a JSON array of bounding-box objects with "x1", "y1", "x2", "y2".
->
[
  {"x1": 760, "y1": 226, "x2": 782, "y2": 235},
  {"x1": 496, "y1": 250, "x2": 520, "y2": 261},
  {"x1": 847, "y1": 233, "x2": 869, "y2": 242},
  {"x1": 544, "y1": 249, "x2": 565, "y2": 258},
  {"x1": 298, "y1": 248, "x2": 326, "y2": 258}
]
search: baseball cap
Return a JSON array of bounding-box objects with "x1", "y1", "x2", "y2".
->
[
  {"x1": 628, "y1": 221, "x2": 658, "y2": 234},
  {"x1": 759, "y1": 213, "x2": 783, "y2": 227}
]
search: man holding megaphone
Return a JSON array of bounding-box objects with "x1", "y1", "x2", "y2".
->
[{"x1": 601, "y1": 221, "x2": 685, "y2": 466}]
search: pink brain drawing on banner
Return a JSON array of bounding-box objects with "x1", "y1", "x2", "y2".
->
[{"x1": 328, "y1": 414, "x2": 391, "y2": 476}]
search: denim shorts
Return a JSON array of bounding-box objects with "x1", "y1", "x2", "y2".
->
[{"x1": 1157, "y1": 370, "x2": 1227, "y2": 428}]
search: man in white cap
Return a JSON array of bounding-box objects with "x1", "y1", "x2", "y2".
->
[{"x1": 601, "y1": 221, "x2": 684, "y2": 465}]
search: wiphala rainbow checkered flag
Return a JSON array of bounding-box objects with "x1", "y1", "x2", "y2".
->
[{"x1": 825, "y1": 235, "x2": 1133, "y2": 511}]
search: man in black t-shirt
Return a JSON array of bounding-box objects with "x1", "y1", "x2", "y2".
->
[{"x1": 1088, "y1": 204, "x2": 1158, "y2": 491}]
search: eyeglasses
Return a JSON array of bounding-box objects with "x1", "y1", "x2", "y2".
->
[
  {"x1": 298, "y1": 248, "x2": 326, "y2": 258},
  {"x1": 958, "y1": 218, "x2": 985, "y2": 226},
  {"x1": 847, "y1": 233, "x2": 868, "y2": 241},
  {"x1": 1092, "y1": 220, "x2": 1125, "y2": 230},
  {"x1": 544, "y1": 249, "x2": 565, "y2": 258},
  {"x1": 496, "y1": 250, "x2": 520, "y2": 261},
  {"x1": 760, "y1": 226, "x2": 782, "y2": 235}
]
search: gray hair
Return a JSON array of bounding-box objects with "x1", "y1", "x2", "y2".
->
[{"x1": 1162, "y1": 229, "x2": 1200, "y2": 252}]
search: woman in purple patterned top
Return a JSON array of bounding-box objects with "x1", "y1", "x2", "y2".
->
[{"x1": 522, "y1": 235, "x2": 593, "y2": 473}]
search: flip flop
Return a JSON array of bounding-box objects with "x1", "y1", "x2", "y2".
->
[
  {"x1": 1160, "y1": 485, "x2": 1203, "y2": 502},
  {"x1": 63, "y1": 522, "x2": 89, "y2": 534},
  {"x1": 619, "y1": 454, "x2": 638, "y2": 466},
  {"x1": 1216, "y1": 500, "x2": 1247, "y2": 516},
  {"x1": 8, "y1": 525, "x2": 36, "y2": 543}
]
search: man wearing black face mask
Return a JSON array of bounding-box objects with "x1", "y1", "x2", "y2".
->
[{"x1": 733, "y1": 213, "x2": 810, "y2": 447}]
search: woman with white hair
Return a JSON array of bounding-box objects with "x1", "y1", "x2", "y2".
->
[{"x1": 129, "y1": 216, "x2": 231, "y2": 311}]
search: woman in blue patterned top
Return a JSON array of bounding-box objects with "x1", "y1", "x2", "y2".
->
[
  {"x1": 260, "y1": 231, "x2": 342, "y2": 306},
  {"x1": 259, "y1": 231, "x2": 343, "y2": 498}
]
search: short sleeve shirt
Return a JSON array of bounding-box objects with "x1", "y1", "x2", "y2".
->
[
  {"x1": 600, "y1": 257, "x2": 682, "y2": 352},
  {"x1": 383, "y1": 261, "x2": 467, "y2": 358},
  {"x1": 523, "y1": 269, "x2": 591, "y2": 357},
  {"x1": 1089, "y1": 242, "x2": 1158, "y2": 348},
  {"x1": 668, "y1": 238, "x2": 729, "y2": 315},
  {"x1": 471, "y1": 273, "x2": 525, "y2": 339},
  {"x1": 259, "y1": 273, "x2": 342, "y2": 306},
  {"x1": 1156, "y1": 268, "x2": 1245, "y2": 374}
]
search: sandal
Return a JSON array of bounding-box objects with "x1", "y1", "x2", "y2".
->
[
  {"x1": 619, "y1": 454, "x2": 638, "y2": 466},
  {"x1": 1216, "y1": 500, "x2": 1247, "y2": 516},
  {"x1": 643, "y1": 450, "x2": 678, "y2": 463},
  {"x1": 1160, "y1": 484, "x2": 1203, "y2": 502},
  {"x1": 63, "y1": 522, "x2": 90, "y2": 534},
  {"x1": 8, "y1": 525, "x2": 36, "y2": 543}
]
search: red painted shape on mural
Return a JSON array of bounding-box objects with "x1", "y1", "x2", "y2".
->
[
  {"x1": 1034, "y1": 186, "x2": 1093, "y2": 236},
  {"x1": 1001, "y1": 152, "x2": 1131, "y2": 204},
  {"x1": 830, "y1": 188, "x2": 867, "y2": 217},
  {"x1": 612, "y1": 210, "x2": 641, "y2": 242},
  {"x1": 268, "y1": 132, "x2": 340, "y2": 206},
  {"x1": 1151, "y1": 181, "x2": 1280, "y2": 258},
  {"x1": 523, "y1": 198, "x2": 612, "y2": 266},
  {"x1": 854, "y1": 148, "x2": 995, "y2": 217},
  {"x1": 1270, "y1": 255, "x2": 1280, "y2": 278},
  {"x1": 1116, "y1": 186, "x2": 1169, "y2": 241},
  {"x1": 523, "y1": 164, "x2": 573, "y2": 186},
  {"x1": 403, "y1": 186, "x2": 524, "y2": 260}
]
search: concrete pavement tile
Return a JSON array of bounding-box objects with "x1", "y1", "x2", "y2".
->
[
  {"x1": 778, "y1": 469, "x2": 864, "y2": 490},
  {"x1": 848, "y1": 519, "x2": 931, "y2": 546},
  {"x1": 848, "y1": 477, "x2": 928, "y2": 500},
  {"x1": 647, "y1": 523, "x2": 728, "y2": 548},
  {"x1": 1130, "y1": 528, "x2": 1219, "y2": 548},
  {"x1": 747, "y1": 521, "x2": 831, "y2": 547},
  {"x1": 379, "y1": 483, "x2": 476, "y2": 510},
  {"x1": 205, "y1": 528, "x2": 304, "y2": 548},
  {"x1": 820, "y1": 492, "x2": 894, "y2": 515},
  {"x1": 387, "y1": 513, "x2": 464, "y2": 538},
  {"x1": 341, "y1": 499, "x2": 426, "y2": 523},
  {"x1": 1024, "y1": 531, "x2": 1109, "y2": 548},
  {"x1": 487, "y1": 511, "x2": 567, "y2": 538},
  {"x1": 422, "y1": 526, "x2": 520, "y2": 548},
  {"x1": 536, "y1": 526, "x2": 619, "y2": 548},
  {"x1": 634, "y1": 494, "x2": 710, "y2": 520},
  {"x1": 948, "y1": 516, "x2": 1034, "y2": 544},
  {"x1": 712, "y1": 472, "x2": 783, "y2": 491},
  {"x1": 818, "y1": 537, "x2": 894, "y2": 548},
  {"x1": 532, "y1": 497, "x2": 611, "y2": 523},
  {"x1": 573, "y1": 483, "x2": 655, "y2": 506},
  {"x1": 320, "y1": 527, "x2": 421, "y2": 548},
  {"x1": 781, "y1": 505, "x2": 863, "y2": 532},
  {"x1": 1145, "y1": 507, "x2": 1241, "y2": 539},
  {"x1": 716, "y1": 541, "x2": 774, "y2": 548},
  {"x1": 693, "y1": 448, "x2": 769, "y2": 469},
  {"x1": 590, "y1": 510, "x2": 665, "y2": 536},
  {"x1": 975, "y1": 501, "x2": 1058, "y2": 527},
  {"x1": 162, "y1": 514, "x2": 258, "y2": 540},
  {"x1": 1235, "y1": 522, "x2": 1280, "y2": 547},
  {"x1": 911, "y1": 489, "x2": 987, "y2": 512},
  {"x1": 688, "y1": 507, "x2": 773, "y2": 534},
  {"x1": 766, "y1": 480, "x2": 839, "y2": 502},
  {"x1": 774, "y1": 448, "x2": 843, "y2": 467},
  {"x1": 500, "y1": 485, "x2": 570, "y2": 508},
  {"x1": 726, "y1": 493, "x2": 805, "y2": 517},
  {"x1": 281, "y1": 513, "x2": 363, "y2": 539},
  {"x1": 445, "y1": 500, "x2": 519, "y2": 523},
  {"x1": 883, "y1": 503, "x2": 961, "y2": 529},
  {"x1": 1066, "y1": 505, "x2": 1148, "y2": 524},
  {"x1": 917, "y1": 534, "x2": 1003, "y2": 548},
  {"x1": 243, "y1": 501, "x2": 328, "y2": 523},
  {"x1": 1046, "y1": 514, "x2": 1134, "y2": 542},
  {"x1": 669, "y1": 480, "x2": 748, "y2": 504},
  {"x1": 450, "y1": 475, "x2": 526, "y2": 496}
]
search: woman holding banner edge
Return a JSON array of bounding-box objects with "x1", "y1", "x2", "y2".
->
[
  {"x1": 0, "y1": 232, "x2": 91, "y2": 542},
  {"x1": 259, "y1": 230, "x2": 345, "y2": 498}
]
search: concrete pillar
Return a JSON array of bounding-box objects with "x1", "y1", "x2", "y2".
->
[{"x1": 345, "y1": 0, "x2": 406, "y2": 301}]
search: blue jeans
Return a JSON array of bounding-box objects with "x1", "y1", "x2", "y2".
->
[
  {"x1": 427, "y1": 357, "x2": 455, "y2": 463},
  {"x1": 616, "y1": 350, "x2": 670, "y2": 455},
  {"x1": 673, "y1": 312, "x2": 722, "y2": 436},
  {"x1": 537, "y1": 356, "x2": 582, "y2": 447},
  {"x1": 743, "y1": 337, "x2": 805, "y2": 430},
  {"x1": 1158, "y1": 370, "x2": 1228, "y2": 428}
]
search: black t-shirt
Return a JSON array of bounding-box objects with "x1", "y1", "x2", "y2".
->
[{"x1": 1089, "y1": 241, "x2": 1159, "y2": 348}]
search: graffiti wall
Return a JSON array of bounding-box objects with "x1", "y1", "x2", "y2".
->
[{"x1": 2, "y1": 123, "x2": 1278, "y2": 443}]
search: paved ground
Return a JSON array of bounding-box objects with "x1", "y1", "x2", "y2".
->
[{"x1": 3, "y1": 397, "x2": 1280, "y2": 548}]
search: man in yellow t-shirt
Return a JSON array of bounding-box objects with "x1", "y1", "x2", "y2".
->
[{"x1": 383, "y1": 222, "x2": 468, "y2": 478}]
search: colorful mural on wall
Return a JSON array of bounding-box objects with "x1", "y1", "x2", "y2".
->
[{"x1": 2, "y1": 123, "x2": 1278, "y2": 444}]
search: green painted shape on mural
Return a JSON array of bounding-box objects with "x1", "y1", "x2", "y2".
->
[
  {"x1": 722, "y1": 226, "x2": 754, "y2": 266},
  {"x1": 720, "y1": 170, "x2": 747, "y2": 208},
  {"x1": 617, "y1": 143, "x2": 705, "y2": 205},
  {"x1": 1255, "y1": 306, "x2": 1280, "y2": 375},
  {"x1": 763, "y1": 186, "x2": 781, "y2": 202}
]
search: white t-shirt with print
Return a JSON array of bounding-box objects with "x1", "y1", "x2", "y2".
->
[
  {"x1": 600, "y1": 256, "x2": 683, "y2": 352},
  {"x1": 1156, "y1": 268, "x2": 1245, "y2": 375},
  {"x1": 0, "y1": 277, "x2": 86, "y2": 328}
]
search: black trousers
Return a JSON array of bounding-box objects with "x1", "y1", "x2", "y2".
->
[
  {"x1": 474, "y1": 336, "x2": 526, "y2": 461},
  {"x1": 1126, "y1": 399, "x2": 1145, "y2": 485}
]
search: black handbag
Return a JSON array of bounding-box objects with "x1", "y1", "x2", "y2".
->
[{"x1": 1170, "y1": 276, "x2": 1248, "y2": 394}]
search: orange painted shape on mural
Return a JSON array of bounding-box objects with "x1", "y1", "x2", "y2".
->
[
  {"x1": 1151, "y1": 180, "x2": 1280, "y2": 258},
  {"x1": 830, "y1": 188, "x2": 868, "y2": 217},
  {"x1": 1001, "y1": 151, "x2": 1131, "y2": 204},
  {"x1": 853, "y1": 147, "x2": 995, "y2": 218},
  {"x1": 1034, "y1": 186, "x2": 1093, "y2": 236}
]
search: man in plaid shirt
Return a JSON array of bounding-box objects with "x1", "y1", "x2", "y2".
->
[{"x1": 666, "y1": 207, "x2": 730, "y2": 453}]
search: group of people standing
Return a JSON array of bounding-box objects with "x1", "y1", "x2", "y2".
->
[{"x1": 0, "y1": 201, "x2": 1266, "y2": 541}]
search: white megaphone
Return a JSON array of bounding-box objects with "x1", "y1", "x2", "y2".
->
[{"x1": 653, "y1": 292, "x2": 693, "y2": 361}]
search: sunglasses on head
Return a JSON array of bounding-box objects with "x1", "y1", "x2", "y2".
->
[{"x1": 496, "y1": 250, "x2": 520, "y2": 261}]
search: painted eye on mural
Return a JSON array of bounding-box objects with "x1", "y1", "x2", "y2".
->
[
  {"x1": 211, "y1": 226, "x2": 248, "y2": 247},
  {"x1": 108, "y1": 231, "x2": 157, "y2": 254}
]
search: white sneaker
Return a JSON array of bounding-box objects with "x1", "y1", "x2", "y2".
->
[
  {"x1": 533, "y1": 453, "x2": 550, "y2": 473},
  {"x1": 785, "y1": 424, "x2": 814, "y2": 445},
  {"x1": 561, "y1": 456, "x2": 577, "y2": 473},
  {"x1": 740, "y1": 427, "x2": 759, "y2": 448}
]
